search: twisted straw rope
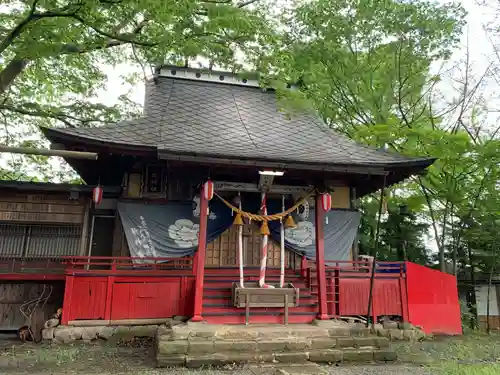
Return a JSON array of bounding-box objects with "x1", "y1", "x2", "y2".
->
[{"x1": 214, "y1": 189, "x2": 316, "y2": 222}]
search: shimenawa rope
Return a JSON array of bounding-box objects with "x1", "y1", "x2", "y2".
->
[{"x1": 214, "y1": 189, "x2": 315, "y2": 222}]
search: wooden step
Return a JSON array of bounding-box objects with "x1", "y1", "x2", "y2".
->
[
  {"x1": 203, "y1": 287, "x2": 315, "y2": 297},
  {"x1": 205, "y1": 272, "x2": 302, "y2": 279},
  {"x1": 203, "y1": 282, "x2": 308, "y2": 289},
  {"x1": 203, "y1": 294, "x2": 317, "y2": 301},
  {"x1": 202, "y1": 312, "x2": 317, "y2": 324},
  {"x1": 203, "y1": 303, "x2": 317, "y2": 310}
]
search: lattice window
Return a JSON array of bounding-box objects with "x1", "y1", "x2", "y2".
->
[{"x1": 0, "y1": 223, "x2": 82, "y2": 258}]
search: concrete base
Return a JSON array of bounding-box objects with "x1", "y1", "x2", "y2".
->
[{"x1": 156, "y1": 322, "x2": 399, "y2": 367}]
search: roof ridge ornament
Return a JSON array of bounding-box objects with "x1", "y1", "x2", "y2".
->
[{"x1": 158, "y1": 65, "x2": 261, "y2": 88}]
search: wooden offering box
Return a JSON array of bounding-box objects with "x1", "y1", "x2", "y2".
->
[{"x1": 231, "y1": 282, "x2": 300, "y2": 324}]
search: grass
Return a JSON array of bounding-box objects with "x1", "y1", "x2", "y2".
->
[
  {"x1": 393, "y1": 331, "x2": 500, "y2": 375},
  {"x1": 438, "y1": 364, "x2": 500, "y2": 375},
  {"x1": 1, "y1": 332, "x2": 500, "y2": 374},
  {"x1": 394, "y1": 332, "x2": 500, "y2": 364}
]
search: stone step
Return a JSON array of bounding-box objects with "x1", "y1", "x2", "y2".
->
[
  {"x1": 157, "y1": 348, "x2": 397, "y2": 368},
  {"x1": 162, "y1": 321, "x2": 371, "y2": 341},
  {"x1": 157, "y1": 337, "x2": 389, "y2": 354},
  {"x1": 156, "y1": 321, "x2": 398, "y2": 368}
]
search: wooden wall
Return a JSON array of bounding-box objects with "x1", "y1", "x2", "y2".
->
[
  {"x1": 0, "y1": 192, "x2": 86, "y2": 224},
  {"x1": 0, "y1": 282, "x2": 64, "y2": 335},
  {"x1": 0, "y1": 191, "x2": 89, "y2": 258},
  {"x1": 478, "y1": 315, "x2": 500, "y2": 331},
  {"x1": 205, "y1": 223, "x2": 302, "y2": 268}
]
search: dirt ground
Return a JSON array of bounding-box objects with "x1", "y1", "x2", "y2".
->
[{"x1": 0, "y1": 334, "x2": 499, "y2": 375}]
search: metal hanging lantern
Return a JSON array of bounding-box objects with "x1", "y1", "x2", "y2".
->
[
  {"x1": 296, "y1": 199, "x2": 309, "y2": 221},
  {"x1": 203, "y1": 180, "x2": 214, "y2": 201},
  {"x1": 92, "y1": 186, "x2": 103, "y2": 205},
  {"x1": 321, "y1": 193, "x2": 332, "y2": 212}
]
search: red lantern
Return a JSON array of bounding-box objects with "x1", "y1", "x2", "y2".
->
[
  {"x1": 203, "y1": 180, "x2": 214, "y2": 201},
  {"x1": 321, "y1": 193, "x2": 332, "y2": 212},
  {"x1": 92, "y1": 186, "x2": 103, "y2": 205}
]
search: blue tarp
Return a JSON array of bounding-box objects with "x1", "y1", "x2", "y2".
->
[
  {"x1": 118, "y1": 195, "x2": 361, "y2": 262},
  {"x1": 117, "y1": 199, "x2": 233, "y2": 259}
]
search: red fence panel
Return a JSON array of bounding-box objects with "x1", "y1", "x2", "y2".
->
[
  {"x1": 338, "y1": 277, "x2": 403, "y2": 318},
  {"x1": 63, "y1": 275, "x2": 195, "y2": 322},
  {"x1": 61, "y1": 257, "x2": 196, "y2": 323},
  {"x1": 406, "y1": 262, "x2": 462, "y2": 335},
  {"x1": 110, "y1": 277, "x2": 194, "y2": 320},
  {"x1": 307, "y1": 261, "x2": 406, "y2": 320},
  {"x1": 65, "y1": 277, "x2": 107, "y2": 321}
]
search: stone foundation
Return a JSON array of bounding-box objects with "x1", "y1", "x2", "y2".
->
[
  {"x1": 44, "y1": 324, "x2": 159, "y2": 343},
  {"x1": 373, "y1": 322, "x2": 428, "y2": 341},
  {"x1": 42, "y1": 319, "x2": 427, "y2": 348},
  {"x1": 42, "y1": 316, "x2": 189, "y2": 343},
  {"x1": 156, "y1": 321, "x2": 401, "y2": 368}
]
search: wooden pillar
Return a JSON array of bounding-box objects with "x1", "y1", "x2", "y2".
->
[
  {"x1": 315, "y1": 194, "x2": 329, "y2": 320},
  {"x1": 79, "y1": 199, "x2": 91, "y2": 256},
  {"x1": 191, "y1": 186, "x2": 209, "y2": 322},
  {"x1": 350, "y1": 187, "x2": 359, "y2": 261}
]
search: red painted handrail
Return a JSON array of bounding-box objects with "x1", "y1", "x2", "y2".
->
[
  {"x1": 307, "y1": 259, "x2": 406, "y2": 273},
  {"x1": 62, "y1": 256, "x2": 194, "y2": 275},
  {"x1": 0, "y1": 255, "x2": 194, "y2": 275}
]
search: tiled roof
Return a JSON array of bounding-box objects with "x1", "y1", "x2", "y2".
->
[{"x1": 41, "y1": 77, "x2": 433, "y2": 168}]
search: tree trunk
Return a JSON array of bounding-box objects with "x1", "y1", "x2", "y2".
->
[
  {"x1": 0, "y1": 58, "x2": 29, "y2": 95},
  {"x1": 450, "y1": 203, "x2": 458, "y2": 275},
  {"x1": 440, "y1": 202, "x2": 449, "y2": 272},
  {"x1": 467, "y1": 245, "x2": 478, "y2": 329},
  {"x1": 418, "y1": 179, "x2": 445, "y2": 271}
]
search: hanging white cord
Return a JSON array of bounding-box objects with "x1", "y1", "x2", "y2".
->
[
  {"x1": 280, "y1": 195, "x2": 285, "y2": 288},
  {"x1": 237, "y1": 192, "x2": 245, "y2": 288}
]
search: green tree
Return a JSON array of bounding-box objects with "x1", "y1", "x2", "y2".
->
[
  {"x1": 0, "y1": 0, "x2": 275, "y2": 180},
  {"x1": 359, "y1": 199, "x2": 431, "y2": 265},
  {"x1": 261, "y1": 0, "x2": 500, "y2": 274},
  {"x1": 258, "y1": 0, "x2": 465, "y2": 132}
]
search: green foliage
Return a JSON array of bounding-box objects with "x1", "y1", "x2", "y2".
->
[
  {"x1": 264, "y1": 0, "x2": 500, "y2": 277},
  {"x1": 0, "y1": 0, "x2": 276, "y2": 181},
  {"x1": 259, "y1": 0, "x2": 465, "y2": 133},
  {"x1": 359, "y1": 199, "x2": 431, "y2": 265}
]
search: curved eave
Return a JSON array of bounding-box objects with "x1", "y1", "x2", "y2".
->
[
  {"x1": 39, "y1": 126, "x2": 157, "y2": 154},
  {"x1": 0, "y1": 180, "x2": 122, "y2": 197},
  {"x1": 158, "y1": 149, "x2": 436, "y2": 176},
  {"x1": 38, "y1": 126, "x2": 436, "y2": 193}
]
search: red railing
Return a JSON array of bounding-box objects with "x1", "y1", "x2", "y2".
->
[
  {"x1": 305, "y1": 260, "x2": 406, "y2": 320},
  {"x1": 0, "y1": 255, "x2": 194, "y2": 278},
  {"x1": 0, "y1": 256, "x2": 66, "y2": 274},
  {"x1": 62, "y1": 256, "x2": 194, "y2": 275}
]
